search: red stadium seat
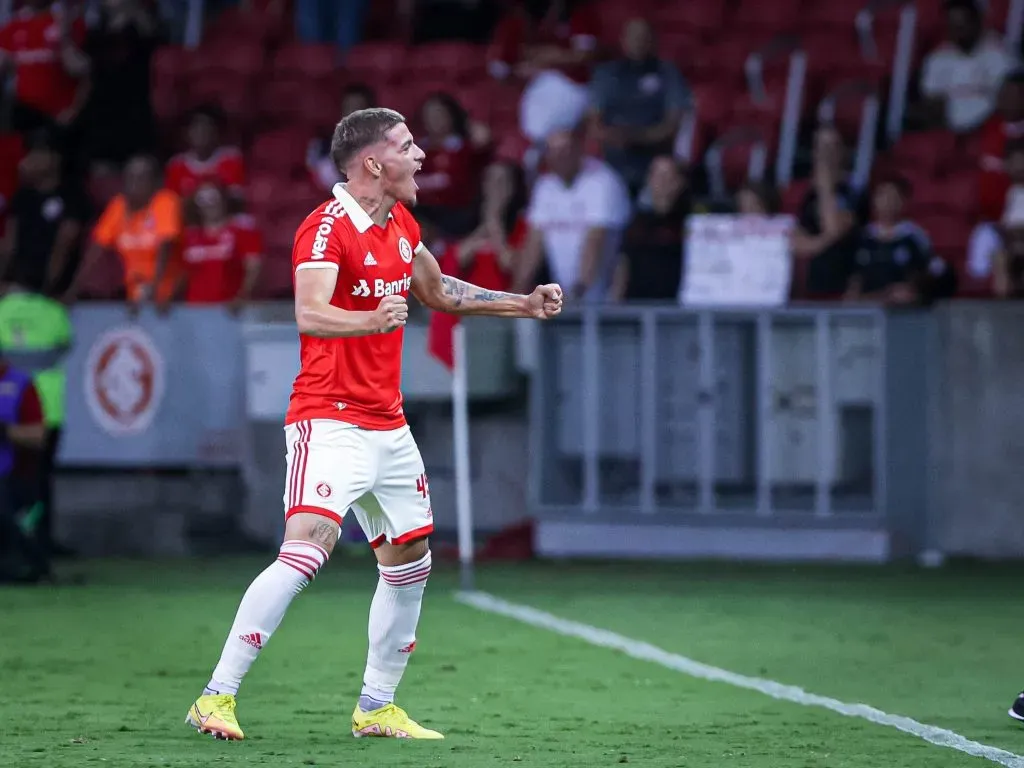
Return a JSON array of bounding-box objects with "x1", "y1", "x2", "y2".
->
[
  {"x1": 653, "y1": 1, "x2": 726, "y2": 36},
  {"x1": 411, "y1": 42, "x2": 487, "y2": 85},
  {"x1": 198, "y1": 39, "x2": 266, "y2": 78},
  {"x1": 781, "y1": 178, "x2": 810, "y2": 215},
  {"x1": 254, "y1": 250, "x2": 295, "y2": 299},
  {"x1": 733, "y1": 0, "x2": 804, "y2": 36},
  {"x1": 890, "y1": 130, "x2": 957, "y2": 174},
  {"x1": 254, "y1": 76, "x2": 310, "y2": 128},
  {"x1": 182, "y1": 73, "x2": 257, "y2": 131},
  {"x1": 249, "y1": 128, "x2": 308, "y2": 177},
  {"x1": 272, "y1": 43, "x2": 341, "y2": 81},
  {"x1": 343, "y1": 42, "x2": 408, "y2": 85}
]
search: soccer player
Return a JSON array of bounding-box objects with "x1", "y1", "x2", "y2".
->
[{"x1": 185, "y1": 108, "x2": 562, "y2": 742}]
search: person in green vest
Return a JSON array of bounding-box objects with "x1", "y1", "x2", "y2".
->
[{"x1": 0, "y1": 285, "x2": 71, "y2": 556}]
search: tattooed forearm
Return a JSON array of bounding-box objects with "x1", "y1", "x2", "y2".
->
[
  {"x1": 441, "y1": 276, "x2": 468, "y2": 307},
  {"x1": 440, "y1": 276, "x2": 512, "y2": 307},
  {"x1": 435, "y1": 275, "x2": 530, "y2": 316}
]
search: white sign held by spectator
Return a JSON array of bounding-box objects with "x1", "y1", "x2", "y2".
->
[{"x1": 681, "y1": 214, "x2": 794, "y2": 307}]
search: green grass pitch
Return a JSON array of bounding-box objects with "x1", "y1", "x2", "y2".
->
[{"x1": 2, "y1": 556, "x2": 1023, "y2": 767}]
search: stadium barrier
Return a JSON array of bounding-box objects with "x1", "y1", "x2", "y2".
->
[
  {"x1": 528, "y1": 305, "x2": 929, "y2": 562},
  {"x1": 50, "y1": 301, "x2": 1024, "y2": 560}
]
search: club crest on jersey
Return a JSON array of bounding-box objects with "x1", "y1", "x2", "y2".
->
[{"x1": 398, "y1": 237, "x2": 413, "y2": 264}]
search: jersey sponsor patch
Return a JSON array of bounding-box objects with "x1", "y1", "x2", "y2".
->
[{"x1": 311, "y1": 200, "x2": 346, "y2": 260}]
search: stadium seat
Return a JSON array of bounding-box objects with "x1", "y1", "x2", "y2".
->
[
  {"x1": 343, "y1": 42, "x2": 408, "y2": 85},
  {"x1": 249, "y1": 128, "x2": 309, "y2": 177},
  {"x1": 411, "y1": 42, "x2": 487, "y2": 85},
  {"x1": 182, "y1": 73, "x2": 257, "y2": 131},
  {"x1": 191, "y1": 39, "x2": 267, "y2": 79},
  {"x1": 733, "y1": 0, "x2": 803, "y2": 36},
  {"x1": 890, "y1": 130, "x2": 957, "y2": 174},
  {"x1": 272, "y1": 43, "x2": 341, "y2": 81},
  {"x1": 653, "y1": 1, "x2": 726, "y2": 37},
  {"x1": 255, "y1": 76, "x2": 312, "y2": 128}
]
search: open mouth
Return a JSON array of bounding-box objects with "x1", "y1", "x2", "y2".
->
[{"x1": 412, "y1": 165, "x2": 421, "y2": 191}]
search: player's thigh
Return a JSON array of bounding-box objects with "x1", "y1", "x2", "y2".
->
[
  {"x1": 282, "y1": 419, "x2": 374, "y2": 550},
  {"x1": 358, "y1": 426, "x2": 434, "y2": 555}
]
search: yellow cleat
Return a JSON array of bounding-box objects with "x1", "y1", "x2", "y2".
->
[
  {"x1": 351, "y1": 703, "x2": 444, "y2": 739},
  {"x1": 185, "y1": 693, "x2": 245, "y2": 741}
]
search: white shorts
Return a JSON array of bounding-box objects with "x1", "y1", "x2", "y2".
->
[{"x1": 283, "y1": 419, "x2": 433, "y2": 547}]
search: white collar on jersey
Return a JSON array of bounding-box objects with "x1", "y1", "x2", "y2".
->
[{"x1": 332, "y1": 183, "x2": 393, "y2": 234}]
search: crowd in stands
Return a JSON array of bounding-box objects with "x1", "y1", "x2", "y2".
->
[{"x1": 0, "y1": 0, "x2": 1022, "y2": 313}]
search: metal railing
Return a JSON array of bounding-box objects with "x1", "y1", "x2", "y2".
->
[{"x1": 530, "y1": 306, "x2": 888, "y2": 523}]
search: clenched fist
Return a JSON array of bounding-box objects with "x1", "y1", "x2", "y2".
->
[
  {"x1": 373, "y1": 294, "x2": 408, "y2": 333},
  {"x1": 527, "y1": 283, "x2": 563, "y2": 320}
]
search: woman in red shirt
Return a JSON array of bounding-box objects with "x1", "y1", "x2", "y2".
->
[
  {"x1": 428, "y1": 161, "x2": 528, "y2": 366},
  {"x1": 179, "y1": 183, "x2": 262, "y2": 311},
  {"x1": 414, "y1": 92, "x2": 489, "y2": 239}
]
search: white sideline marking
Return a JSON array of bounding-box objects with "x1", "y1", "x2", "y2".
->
[{"x1": 455, "y1": 591, "x2": 1024, "y2": 768}]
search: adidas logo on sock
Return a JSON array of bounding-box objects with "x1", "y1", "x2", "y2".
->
[
  {"x1": 239, "y1": 632, "x2": 263, "y2": 650},
  {"x1": 398, "y1": 641, "x2": 416, "y2": 654},
  {"x1": 364, "y1": 252, "x2": 377, "y2": 266}
]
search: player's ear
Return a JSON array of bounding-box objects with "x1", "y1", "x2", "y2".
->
[{"x1": 363, "y1": 154, "x2": 382, "y2": 178}]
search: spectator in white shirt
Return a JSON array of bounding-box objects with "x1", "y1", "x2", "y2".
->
[
  {"x1": 513, "y1": 125, "x2": 631, "y2": 302},
  {"x1": 912, "y1": 0, "x2": 1016, "y2": 133}
]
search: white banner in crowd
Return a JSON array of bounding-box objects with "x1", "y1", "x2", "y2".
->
[{"x1": 680, "y1": 214, "x2": 795, "y2": 307}]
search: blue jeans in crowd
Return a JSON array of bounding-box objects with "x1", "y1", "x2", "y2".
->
[{"x1": 294, "y1": 0, "x2": 370, "y2": 51}]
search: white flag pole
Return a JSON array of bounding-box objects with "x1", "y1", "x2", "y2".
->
[{"x1": 451, "y1": 322, "x2": 475, "y2": 591}]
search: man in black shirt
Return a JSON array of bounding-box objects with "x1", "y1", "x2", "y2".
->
[
  {"x1": 0, "y1": 129, "x2": 89, "y2": 296},
  {"x1": 845, "y1": 176, "x2": 955, "y2": 304}
]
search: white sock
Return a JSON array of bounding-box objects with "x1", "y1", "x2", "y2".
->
[
  {"x1": 206, "y1": 539, "x2": 329, "y2": 696},
  {"x1": 359, "y1": 551, "x2": 431, "y2": 708}
]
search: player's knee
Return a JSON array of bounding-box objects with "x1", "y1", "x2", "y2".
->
[
  {"x1": 374, "y1": 536, "x2": 429, "y2": 567},
  {"x1": 283, "y1": 511, "x2": 341, "y2": 556}
]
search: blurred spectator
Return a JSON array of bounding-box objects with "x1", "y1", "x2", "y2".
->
[
  {"x1": 490, "y1": 0, "x2": 601, "y2": 144},
  {"x1": 414, "y1": 92, "x2": 489, "y2": 238},
  {"x1": 911, "y1": 0, "x2": 1016, "y2": 134},
  {"x1": 589, "y1": 18, "x2": 690, "y2": 194},
  {"x1": 792, "y1": 126, "x2": 864, "y2": 295},
  {"x1": 0, "y1": 288, "x2": 71, "y2": 559},
  {"x1": 0, "y1": 124, "x2": 26, "y2": 235},
  {"x1": 294, "y1": 0, "x2": 367, "y2": 51},
  {"x1": 440, "y1": 160, "x2": 528, "y2": 289},
  {"x1": 428, "y1": 160, "x2": 528, "y2": 366},
  {"x1": 0, "y1": 349, "x2": 49, "y2": 584},
  {"x1": 0, "y1": 0, "x2": 89, "y2": 135},
  {"x1": 610, "y1": 155, "x2": 693, "y2": 302},
  {"x1": 307, "y1": 83, "x2": 376, "y2": 192},
  {"x1": 514, "y1": 125, "x2": 630, "y2": 302},
  {"x1": 72, "y1": 155, "x2": 183, "y2": 309},
  {"x1": 974, "y1": 141, "x2": 1024, "y2": 294},
  {"x1": 80, "y1": 0, "x2": 162, "y2": 177},
  {"x1": 736, "y1": 180, "x2": 780, "y2": 216},
  {"x1": 0, "y1": 129, "x2": 89, "y2": 297},
  {"x1": 991, "y1": 206, "x2": 1024, "y2": 298},
  {"x1": 978, "y1": 69, "x2": 1024, "y2": 221},
  {"x1": 165, "y1": 106, "x2": 246, "y2": 212},
  {"x1": 845, "y1": 177, "x2": 954, "y2": 305},
  {"x1": 179, "y1": 183, "x2": 262, "y2": 310}
]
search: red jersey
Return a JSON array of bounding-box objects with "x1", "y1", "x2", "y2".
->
[
  {"x1": 182, "y1": 222, "x2": 262, "y2": 303},
  {"x1": 164, "y1": 148, "x2": 246, "y2": 199},
  {"x1": 287, "y1": 185, "x2": 423, "y2": 430},
  {"x1": 0, "y1": 7, "x2": 86, "y2": 117},
  {"x1": 489, "y1": 3, "x2": 600, "y2": 84}
]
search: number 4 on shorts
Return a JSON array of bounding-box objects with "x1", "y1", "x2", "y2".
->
[{"x1": 415, "y1": 473, "x2": 429, "y2": 499}]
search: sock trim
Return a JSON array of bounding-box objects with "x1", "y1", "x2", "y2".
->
[
  {"x1": 379, "y1": 551, "x2": 431, "y2": 587},
  {"x1": 276, "y1": 541, "x2": 328, "y2": 581}
]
